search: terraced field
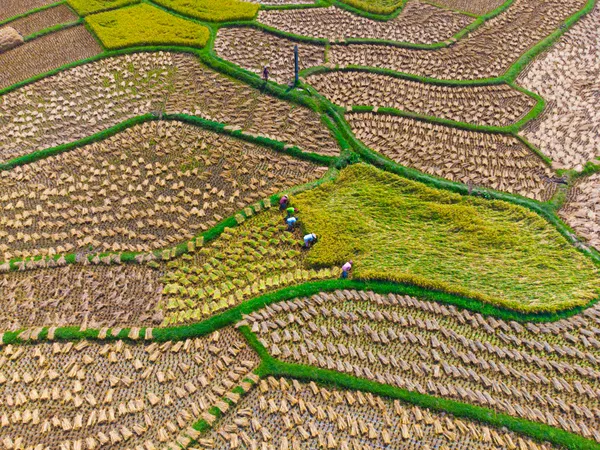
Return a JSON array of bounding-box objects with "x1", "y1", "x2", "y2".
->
[
  {"x1": 245, "y1": 290, "x2": 600, "y2": 440},
  {"x1": 308, "y1": 71, "x2": 536, "y2": 127},
  {"x1": 257, "y1": 1, "x2": 473, "y2": 43},
  {"x1": 0, "y1": 0, "x2": 599, "y2": 448}
]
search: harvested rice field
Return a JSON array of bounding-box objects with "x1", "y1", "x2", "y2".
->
[
  {"x1": 1, "y1": 4, "x2": 78, "y2": 37},
  {"x1": 257, "y1": 1, "x2": 473, "y2": 44},
  {"x1": 245, "y1": 290, "x2": 600, "y2": 441},
  {"x1": 0, "y1": 25, "x2": 102, "y2": 90},
  {"x1": 214, "y1": 27, "x2": 325, "y2": 84},
  {"x1": 1, "y1": 0, "x2": 599, "y2": 448},
  {"x1": 0, "y1": 51, "x2": 339, "y2": 164},
  {"x1": 0, "y1": 264, "x2": 163, "y2": 331},
  {"x1": 328, "y1": 0, "x2": 587, "y2": 80},
  {"x1": 518, "y1": 6, "x2": 600, "y2": 171},
  {"x1": 308, "y1": 71, "x2": 536, "y2": 127},
  {"x1": 206, "y1": 375, "x2": 559, "y2": 449},
  {"x1": 347, "y1": 112, "x2": 556, "y2": 199},
  {"x1": 560, "y1": 173, "x2": 600, "y2": 251},
  {"x1": 160, "y1": 208, "x2": 335, "y2": 325},
  {"x1": 0, "y1": 120, "x2": 327, "y2": 261},
  {"x1": 0, "y1": 328, "x2": 261, "y2": 450}
]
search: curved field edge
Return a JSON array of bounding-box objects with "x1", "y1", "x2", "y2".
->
[
  {"x1": 0, "y1": 47, "x2": 598, "y2": 268},
  {"x1": 150, "y1": 0, "x2": 513, "y2": 49},
  {"x1": 237, "y1": 326, "x2": 600, "y2": 450},
  {"x1": 299, "y1": 66, "x2": 546, "y2": 134},
  {"x1": 2, "y1": 279, "x2": 598, "y2": 348}
]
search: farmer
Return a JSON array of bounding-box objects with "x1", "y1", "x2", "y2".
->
[
  {"x1": 341, "y1": 260, "x2": 353, "y2": 279},
  {"x1": 279, "y1": 195, "x2": 289, "y2": 211},
  {"x1": 303, "y1": 233, "x2": 317, "y2": 248},
  {"x1": 286, "y1": 215, "x2": 297, "y2": 231},
  {"x1": 286, "y1": 206, "x2": 297, "y2": 218},
  {"x1": 262, "y1": 65, "x2": 270, "y2": 82}
]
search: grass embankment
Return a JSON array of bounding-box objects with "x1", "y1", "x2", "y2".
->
[
  {"x1": 293, "y1": 164, "x2": 600, "y2": 313},
  {"x1": 67, "y1": 0, "x2": 140, "y2": 15},
  {"x1": 85, "y1": 3, "x2": 209, "y2": 49},
  {"x1": 153, "y1": 0, "x2": 259, "y2": 22}
]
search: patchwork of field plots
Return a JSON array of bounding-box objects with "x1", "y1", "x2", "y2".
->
[
  {"x1": 327, "y1": 0, "x2": 586, "y2": 79},
  {"x1": 560, "y1": 173, "x2": 600, "y2": 251},
  {"x1": 257, "y1": 1, "x2": 472, "y2": 43},
  {"x1": 0, "y1": 120, "x2": 326, "y2": 261},
  {"x1": 346, "y1": 112, "x2": 555, "y2": 199},
  {"x1": 0, "y1": 328, "x2": 260, "y2": 450},
  {"x1": 1, "y1": 4, "x2": 78, "y2": 37},
  {"x1": 0, "y1": 0, "x2": 598, "y2": 448},
  {"x1": 0, "y1": 25, "x2": 102, "y2": 90},
  {"x1": 207, "y1": 375, "x2": 558, "y2": 449},
  {"x1": 161, "y1": 208, "x2": 335, "y2": 325},
  {"x1": 0, "y1": 264, "x2": 163, "y2": 331},
  {"x1": 0, "y1": 51, "x2": 339, "y2": 164},
  {"x1": 518, "y1": 6, "x2": 600, "y2": 171},
  {"x1": 246, "y1": 290, "x2": 600, "y2": 441},
  {"x1": 309, "y1": 71, "x2": 536, "y2": 126}
]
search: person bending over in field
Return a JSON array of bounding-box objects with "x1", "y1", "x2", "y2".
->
[
  {"x1": 341, "y1": 260, "x2": 353, "y2": 279},
  {"x1": 286, "y1": 216, "x2": 297, "y2": 231},
  {"x1": 279, "y1": 195, "x2": 289, "y2": 211},
  {"x1": 286, "y1": 206, "x2": 298, "y2": 218},
  {"x1": 303, "y1": 233, "x2": 317, "y2": 248}
]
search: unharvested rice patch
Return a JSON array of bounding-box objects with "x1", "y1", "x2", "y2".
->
[
  {"x1": 559, "y1": 173, "x2": 600, "y2": 250},
  {"x1": 245, "y1": 290, "x2": 600, "y2": 441},
  {"x1": 518, "y1": 7, "x2": 600, "y2": 171},
  {"x1": 257, "y1": 1, "x2": 472, "y2": 44},
  {"x1": 328, "y1": 0, "x2": 587, "y2": 80},
  {"x1": 206, "y1": 375, "x2": 559, "y2": 449},
  {"x1": 347, "y1": 112, "x2": 556, "y2": 200},
  {"x1": 161, "y1": 208, "x2": 336, "y2": 326},
  {"x1": 0, "y1": 52, "x2": 340, "y2": 164},
  {"x1": 213, "y1": 27, "x2": 325, "y2": 85},
  {"x1": 0, "y1": 25, "x2": 101, "y2": 90},
  {"x1": 308, "y1": 71, "x2": 535, "y2": 127},
  {"x1": 0, "y1": 120, "x2": 326, "y2": 261},
  {"x1": 0, "y1": 328, "x2": 260, "y2": 449},
  {"x1": 0, "y1": 26, "x2": 24, "y2": 53},
  {"x1": 0, "y1": 264, "x2": 163, "y2": 331},
  {"x1": 424, "y1": 0, "x2": 507, "y2": 16},
  {"x1": 2, "y1": 4, "x2": 78, "y2": 37},
  {"x1": 0, "y1": 0, "x2": 58, "y2": 22}
]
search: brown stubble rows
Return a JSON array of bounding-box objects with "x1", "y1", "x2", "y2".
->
[
  {"x1": 0, "y1": 328, "x2": 260, "y2": 450},
  {"x1": 244, "y1": 290, "x2": 600, "y2": 441},
  {"x1": 307, "y1": 71, "x2": 536, "y2": 127},
  {"x1": 346, "y1": 111, "x2": 556, "y2": 200},
  {"x1": 0, "y1": 120, "x2": 326, "y2": 262},
  {"x1": 205, "y1": 375, "x2": 559, "y2": 449},
  {"x1": 257, "y1": 1, "x2": 472, "y2": 44},
  {"x1": 327, "y1": 0, "x2": 587, "y2": 80},
  {"x1": 0, "y1": 25, "x2": 102, "y2": 90}
]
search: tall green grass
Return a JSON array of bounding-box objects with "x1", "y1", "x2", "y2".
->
[{"x1": 293, "y1": 164, "x2": 600, "y2": 313}]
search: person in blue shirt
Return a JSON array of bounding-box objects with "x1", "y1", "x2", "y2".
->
[
  {"x1": 303, "y1": 233, "x2": 317, "y2": 248},
  {"x1": 286, "y1": 216, "x2": 297, "y2": 231}
]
